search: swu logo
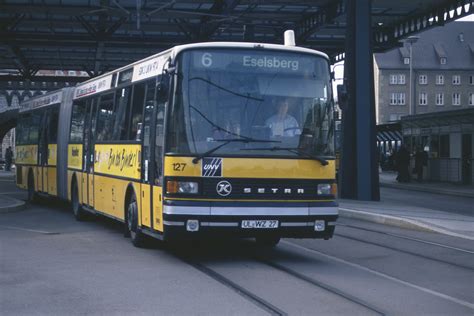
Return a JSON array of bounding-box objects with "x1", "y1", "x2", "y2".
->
[{"x1": 202, "y1": 158, "x2": 222, "y2": 177}]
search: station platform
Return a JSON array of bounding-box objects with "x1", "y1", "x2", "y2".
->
[
  {"x1": 340, "y1": 171, "x2": 474, "y2": 241},
  {"x1": 379, "y1": 171, "x2": 474, "y2": 199}
]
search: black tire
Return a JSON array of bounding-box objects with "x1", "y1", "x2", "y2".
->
[
  {"x1": 71, "y1": 181, "x2": 87, "y2": 221},
  {"x1": 126, "y1": 194, "x2": 146, "y2": 247},
  {"x1": 27, "y1": 171, "x2": 37, "y2": 203},
  {"x1": 255, "y1": 236, "x2": 280, "y2": 248}
]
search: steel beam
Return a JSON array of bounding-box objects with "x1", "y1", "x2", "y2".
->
[{"x1": 340, "y1": 0, "x2": 379, "y2": 201}]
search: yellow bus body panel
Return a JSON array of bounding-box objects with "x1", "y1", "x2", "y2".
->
[
  {"x1": 153, "y1": 186, "x2": 163, "y2": 232},
  {"x1": 94, "y1": 144, "x2": 141, "y2": 180},
  {"x1": 140, "y1": 184, "x2": 151, "y2": 228},
  {"x1": 94, "y1": 174, "x2": 134, "y2": 220},
  {"x1": 68, "y1": 144, "x2": 83, "y2": 170},
  {"x1": 48, "y1": 144, "x2": 57, "y2": 166},
  {"x1": 164, "y1": 157, "x2": 335, "y2": 179},
  {"x1": 47, "y1": 167, "x2": 57, "y2": 196}
]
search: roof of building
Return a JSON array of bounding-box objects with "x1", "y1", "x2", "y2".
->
[{"x1": 375, "y1": 21, "x2": 474, "y2": 70}]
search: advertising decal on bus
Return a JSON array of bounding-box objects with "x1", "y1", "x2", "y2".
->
[
  {"x1": 74, "y1": 75, "x2": 113, "y2": 99},
  {"x1": 22, "y1": 92, "x2": 62, "y2": 109},
  {"x1": 67, "y1": 144, "x2": 82, "y2": 170},
  {"x1": 94, "y1": 144, "x2": 141, "y2": 180},
  {"x1": 16, "y1": 145, "x2": 38, "y2": 165}
]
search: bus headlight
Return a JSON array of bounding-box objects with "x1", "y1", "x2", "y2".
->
[
  {"x1": 167, "y1": 180, "x2": 199, "y2": 194},
  {"x1": 317, "y1": 183, "x2": 331, "y2": 195}
]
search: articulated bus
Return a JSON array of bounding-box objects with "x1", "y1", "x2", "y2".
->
[{"x1": 16, "y1": 40, "x2": 338, "y2": 247}]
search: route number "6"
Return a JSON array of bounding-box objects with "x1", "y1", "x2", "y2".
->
[{"x1": 202, "y1": 53, "x2": 212, "y2": 67}]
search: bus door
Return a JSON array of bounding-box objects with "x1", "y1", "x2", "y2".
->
[
  {"x1": 152, "y1": 87, "x2": 166, "y2": 233},
  {"x1": 38, "y1": 110, "x2": 49, "y2": 193},
  {"x1": 140, "y1": 81, "x2": 157, "y2": 229},
  {"x1": 82, "y1": 99, "x2": 97, "y2": 208}
]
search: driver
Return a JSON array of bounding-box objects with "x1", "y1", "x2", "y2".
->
[{"x1": 265, "y1": 98, "x2": 300, "y2": 137}]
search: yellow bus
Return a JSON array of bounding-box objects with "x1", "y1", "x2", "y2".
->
[{"x1": 17, "y1": 41, "x2": 338, "y2": 247}]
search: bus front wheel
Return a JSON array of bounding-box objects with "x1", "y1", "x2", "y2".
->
[
  {"x1": 126, "y1": 194, "x2": 146, "y2": 247},
  {"x1": 71, "y1": 181, "x2": 87, "y2": 221}
]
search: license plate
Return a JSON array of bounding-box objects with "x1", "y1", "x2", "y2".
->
[{"x1": 241, "y1": 220, "x2": 278, "y2": 229}]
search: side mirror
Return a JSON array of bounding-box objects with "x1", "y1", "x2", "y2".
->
[{"x1": 337, "y1": 84, "x2": 348, "y2": 103}]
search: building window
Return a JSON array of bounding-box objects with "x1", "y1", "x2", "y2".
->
[
  {"x1": 398, "y1": 93, "x2": 406, "y2": 105},
  {"x1": 390, "y1": 74, "x2": 397, "y2": 85},
  {"x1": 389, "y1": 74, "x2": 405, "y2": 85},
  {"x1": 440, "y1": 57, "x2": 447, "y2": 65},
  {"x1": 390, "y1": 93, "x2": 397, "y2": 105},
  {"x1": 419, "y1": 75, "x2": 427, "y2": 85},
  {"x1": 452, "y1": 93, "x2": 461, "y2": 106},
  {"x1": 419, "y1": 92, "x2": 427, "y2": 105},
  {"x1": 404, "y1": 57, "x2": 410, "y2": 65},
  {"x1": 398, "y1": 74, "x2": 405, "y2": 84},
  {"x1": 436, "y1": 75, "x2": 444, "y2": 85},
  {"x1": 470, "y1": 75, "x2": 474, "y2": 85},
  {"x1": 436, "y1": 93, "x2": 444, "y2": 106},
  {"x1": 390, "y1": 93, "x2": 405, "y2": 105},
  {"x1": 469, "y1": 93, "x2": 474, "y2": 106},
  {"x1": 452, "y1": 75, "x2": 461, "y2": 85}
]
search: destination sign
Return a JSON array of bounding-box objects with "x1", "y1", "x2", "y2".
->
[
  {"x1": 74, "y1": 75, "x2": 113, "y2": 99},
  {"x1": 132, "y1": 54, "x2": 170, "y2": 82},
  {"x1": 191, "y1": 50, "x2": 320, "y2": 74},
  {"x1": 22, "y1": 91, "x2": 62, "y2": 109}
]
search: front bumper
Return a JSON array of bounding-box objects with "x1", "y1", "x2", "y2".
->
[{"x1": 162, "y1": 200, "x2": 338, "y2": 240}]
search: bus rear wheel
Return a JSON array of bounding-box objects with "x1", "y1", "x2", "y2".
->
[
  {"x1": 126, "y1": 194, "x2": 146, "y2": 247},
  {"x1": 255, "y1": 236, "x2": 280, "y2": 247},
  {"x1": 71, "y1": 181, "x2": 87, "y2": 221}
]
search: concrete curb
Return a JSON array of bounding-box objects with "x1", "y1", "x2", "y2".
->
[
  {"x1": 0, "y1": 196, "x2": 26, "y2": 214},
  {"x1": 380, "y1": 182, "x2": 474, "y2": 199},
  {"x1": 339, "y1": 208, "x2": 474, "y2": 241}
]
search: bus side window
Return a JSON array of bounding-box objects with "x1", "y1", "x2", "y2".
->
[
  {"x1": 129, "y1": 83, "x2": 146, "y2": 141},
  {"x1": 70, "y1": 100, "x2": 86, "y2": 143},
  {"x1": 96, "y1": 93, "x2": 115, "y2": 142},
  {"x1": 154, "y1": 102, "x2": 166, "y2": 185},
  {"x1": 48, "y1": 105, "x2": 59, "y2": 144},
  {"x1": 29, "y1": 111, "x2": 41, "y2": 145},
  {"x1": 113, "y1": 87, "x2": 132, "y2": 141}
]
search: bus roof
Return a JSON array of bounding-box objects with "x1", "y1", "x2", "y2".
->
[{"x1": 75, "y1": 41, "x2": 329, "y2": 88}]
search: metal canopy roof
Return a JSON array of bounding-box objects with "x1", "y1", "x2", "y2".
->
[
  {"x1": 0, "y1": 0, "x2": 472, "y2": 87},
  {"x1": 401, "y1": 108, "x2": 474, "y2": 128}
]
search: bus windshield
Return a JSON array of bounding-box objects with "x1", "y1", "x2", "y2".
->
[{"x1": 167, "y1": 48, "x2": 335, "y2": 159}]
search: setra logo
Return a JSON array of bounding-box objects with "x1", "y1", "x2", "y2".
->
[
  {"x1": 202, "y1": 158, "x2": 222, "y2": 177},
  {"x1": 216, "y1": 180, "x2": 232, "y2": 196}
]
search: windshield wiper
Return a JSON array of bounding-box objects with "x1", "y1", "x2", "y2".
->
[
  {"x1": 242, "y1": 146, "x2": 329, "y2": 166},
  {"x1": 192, "y1": 138, "x2": 280, "y2": 164}
]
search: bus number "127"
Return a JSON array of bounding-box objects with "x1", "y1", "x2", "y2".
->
[{"x1": 172, "y1": 163, "x2": 186, "y2": 171}]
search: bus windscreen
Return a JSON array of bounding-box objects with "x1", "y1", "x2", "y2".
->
[{"x1": 167, "y1": 49, "x2": 335, "y2": 159}]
